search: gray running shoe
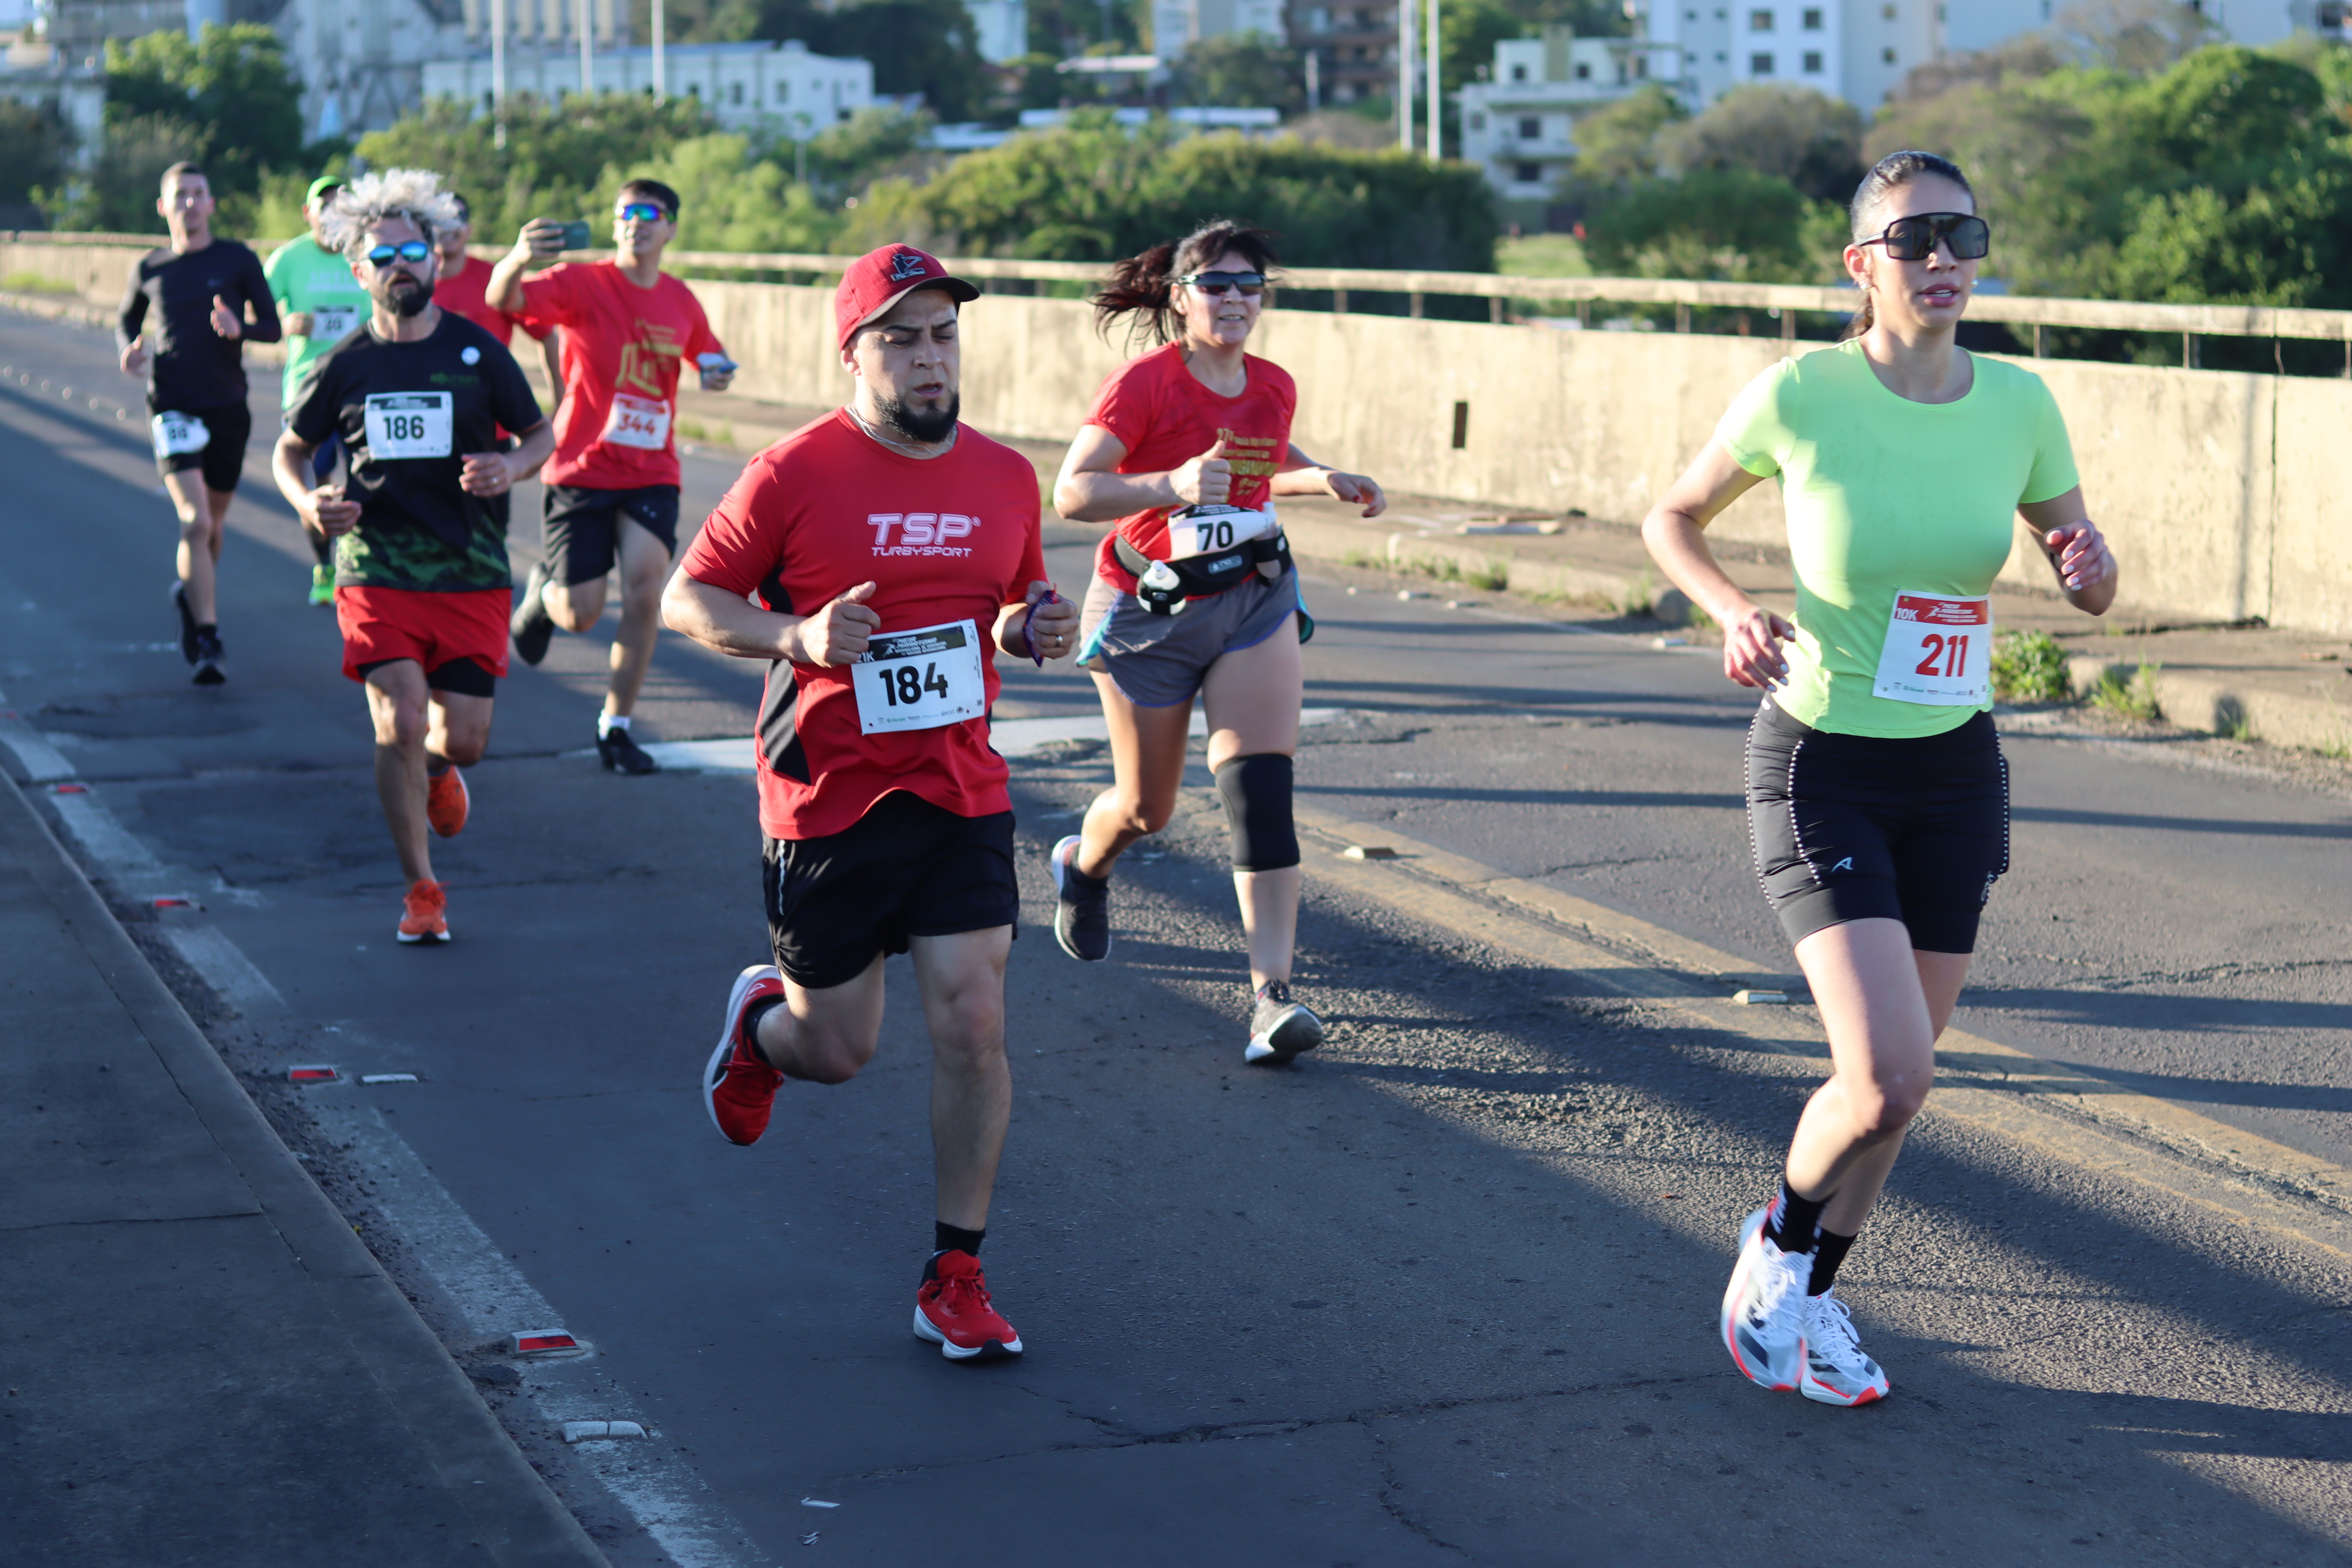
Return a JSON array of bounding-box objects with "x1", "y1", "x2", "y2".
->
[
  {"x1": 1049, "y1": 834, "x2": 1110, "y2": 961},
  {"x1": 191, "y1": 629, "x2": 226, "y2": 686},
  {"x1": 511, "y1": 562, "x2": 555, "y2": 666},
  {"x1": 1244, "y1": 980, "x2": 1323, "y2": 1065}
]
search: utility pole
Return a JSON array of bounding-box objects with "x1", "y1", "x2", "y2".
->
[
  {"x1": 1424, "y1": 0, "x2": 1439, "y2": 160},
  {"x1": 578, "y1": 0, "x2": 592, "y2": 97},
  {"x1": 1303, "y1": 48, "x2": 1319, "y2": 115},
  {"x1": 1396, "y1": 0, "x2": 1412, "y2": 149},
  {"x1": 491, "y1": 0, "x2": 507, "y2": 148},
  {"x1": 652, "y1": 0, "x2": 665, "y2": 101}
]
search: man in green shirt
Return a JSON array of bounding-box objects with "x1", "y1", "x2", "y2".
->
[{"x1": 266, "y1": 176, "x2": 373, "y2": 605}]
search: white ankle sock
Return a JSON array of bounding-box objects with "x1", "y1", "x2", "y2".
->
[{"x1": 598, "y1": 713, "x2": 630, "y2": 738}]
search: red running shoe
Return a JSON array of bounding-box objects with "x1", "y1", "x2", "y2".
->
[
  {"x1": 426, "y1": 766, "x2": 468, "y2": 838},
  {"x1": 703, "y1": 963, "x2": 785, "y2": 1146},
  {"x1": 914, "y1": 1250, "x2": 1023, "y2": 1361},
  {"x1": 397, "y1": 879, "x2": 449, "y2": 944}
]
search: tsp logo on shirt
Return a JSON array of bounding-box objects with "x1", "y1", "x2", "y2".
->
[{"x1": 870, "y1": 512, "x2": 979, "y2": 557}]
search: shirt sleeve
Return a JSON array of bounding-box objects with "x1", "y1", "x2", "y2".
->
[
  {"x1": 2018, "y1": 372, "x2": 2081, "y2": 506},
  {"x1": 516, "y1": 265, "x2": 581, "y2": 333},
  {"x1": 1714, "y1": 359, "x2": 1794, "y2": 479},
  {"x1": 483, "y1": 337, "x2": 545, "y2": 438},
  {"x1": 1083, "y1": 357, "x2": 1154, "y2": 452},
  {"x1": 263, "y1": 244, "x2": 293, "y2": 309},
  {"x1": 116, "y1": 258, "x2": 151, "y2": 349},
  {"x1": 680, "y1": 458, "x2": 786, "y2": 599},
  {"x1": 684, "y1": 294, "x2": 724, "y2": 362},
  {"x1": 1005, "y1": 481, "x2": 1047, "y2": 608},
  {"x1": 286, "y1": 354, "x2": 338, "y2": 445},
  {"x1": 240, "y1": 247, "x2": 283, "y2": 344}
]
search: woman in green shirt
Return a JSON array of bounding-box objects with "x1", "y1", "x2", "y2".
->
[{"x1": 1642, "y1": 151, "x2": 2117, "y2": 1408}]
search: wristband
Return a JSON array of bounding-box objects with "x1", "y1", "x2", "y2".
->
[{"x1": 1023, "y1": 589, "x2": 1061, "y2": 667}]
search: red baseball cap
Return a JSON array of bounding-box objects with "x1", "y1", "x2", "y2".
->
[{"x1": 835, "y1": 244, "x2": 980, "y2": 348}]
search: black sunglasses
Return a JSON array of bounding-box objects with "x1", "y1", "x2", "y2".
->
[
  {"x1": 366, "y1": 240, "x2": 433, "y2": 267},
  {"x1": 1176, "y1": 270, "x2": 1265, "y2": 297},
  {"x1": 1858, "y1": 212, "x2": 1990, "y2": 262}
]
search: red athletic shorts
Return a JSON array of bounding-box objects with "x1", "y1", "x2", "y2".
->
[{"x1": 336, "y1": 585, "x2": 514, "y2": 685}]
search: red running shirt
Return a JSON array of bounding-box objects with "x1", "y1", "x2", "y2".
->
[
  {"x1": 679, "y1": 410, "x2": 1048, "y2": 841},
  {"x1": 1083, "y1": 341, "x2": 1296, "y2": 592},
  {"x1": 515, "y1": 261, "x2": 724, "y2": 490},
  {"x1": 433, "y1": 255, "x2": 535, "y2": 347}
]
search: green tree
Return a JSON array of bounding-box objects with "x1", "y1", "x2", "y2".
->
[
  {"x1": 722, "y1": 0, "x2": 991, "y2": 121},
  {"x1": 1583, "y1": 167, "x2": 1835, "y2": 283},
  {"x1": 2053, "y1": 0, "x2": 2220, "y2": 75},
  {"x1": 601, "y1": 133, "x2": 845, "y2": 251},
  {"x1": 1568, "y1": 84, "x2": 1684, "y2": 188},
  {"x1": 1654, "y1": 83, "x2": 1864, "y2": 203},
  {"x1": 1173, "y1": 33, "x2": 1303, "y2": 113},
  {"x1": 102, "y1": 25, "x2": 306, "y2": 196},
  {"x1": 0, "y1": 101, "x2": 71, "y2": 217}
]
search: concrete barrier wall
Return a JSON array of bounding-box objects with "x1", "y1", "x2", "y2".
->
[{"x1": 17, "y1": 241, "x2": 2352, "y2": 635}]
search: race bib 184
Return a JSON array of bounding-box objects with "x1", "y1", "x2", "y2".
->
[
  {"x1": 1164, "y1": 503, "x2": 1278, "y2": 563},
  {"x1": 850, "y1": 619, "x2": 986, "y2": 735},
  {"x1": 1872, "y1": 591, "x2": 1992, "y2": 707},
  {"x1": 363, "y1": 392, "x2": 454, "y2": 460},
  {"x1": 600, "y1": 392, "x2": 672, "y2": 451},
  {"x1": 150, "y1": 411, "x2": 208, "y2": 458}
]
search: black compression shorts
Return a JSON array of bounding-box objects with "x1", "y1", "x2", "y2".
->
[
  {"x1": 761, "y1": 790, "x2": 1019, "y2": 989},
  {"x1": 1745, "y1": 700, "x2": 2009, "y2": 955},
  {"x1": 541, "y1": 485, "x2": 680, "y2": 585},
  {"x1": 150, "y1": 399, "x2": 252, "y2": 493}
]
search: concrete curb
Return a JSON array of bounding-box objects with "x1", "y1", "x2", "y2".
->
[{"x1": 0, "y1": 769, "x2": 609, "y2": 1567}]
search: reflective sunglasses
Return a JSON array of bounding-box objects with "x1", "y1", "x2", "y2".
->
[
  {"x1": 1176, "y1": 270, "x2": 1265, "y2": 297},
  {"x1": 1858, "y1": 212, "x2": 1990, "y2": 262},
  {"x1": 616, "y1": 201, "x2": 670, "y2": 223},
  {"x1": 365, "y1": 240, "x2": 433, "y2": 267}
]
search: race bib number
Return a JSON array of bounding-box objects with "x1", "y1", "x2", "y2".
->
[
  {"x1": 307, "y1": 305, "x2": 361, "y2": 342},
  {"x1": 600, "y1": 393, "x2": 672, "y2": 451},
  {"x1": 850, "y1": 619, "x2": 986, "y2": 735},
  {"x1": 150, "y1": 411, "x2": 208, "y2": 458},
  {"x1": 363, "y1": 392, "x2": 454, "y2": 460},
  {"x1": 1872, "y1": 591, "x2": 1992, "y2": 707},
  {"x1": 1163, "y1": 503, "x2": 1278, "y2": 563}
]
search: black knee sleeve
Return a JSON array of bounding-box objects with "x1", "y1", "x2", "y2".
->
[{"x1": 1214, "y1": 753, "x2": 1299, "y2": 872}]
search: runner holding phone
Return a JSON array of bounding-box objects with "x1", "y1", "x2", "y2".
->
[
  {"x1": 486, "y1": 179, "x2": 735, "y2": 773},
  {"x1": 1641, "y1": 151, "x2": 2117, "y2": 1408},
  {"x1": 1048, "y1": 221, "x2": 1385, "y2": 1066},
  {"x1": 266, "y1": 176, "x2": 368, "y2": 606}
]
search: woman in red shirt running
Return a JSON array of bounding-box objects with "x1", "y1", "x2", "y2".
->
[{"x1": 1048, "y1": 221, "x2": 1385, "y2": 1066}]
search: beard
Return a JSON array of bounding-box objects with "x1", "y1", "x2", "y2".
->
[
  {"x1": 877, "y1": 390, "x2": 958, "y2": 444},
  {"x1": 375, "y1": 274, "x2": 435, "y2": 318}
]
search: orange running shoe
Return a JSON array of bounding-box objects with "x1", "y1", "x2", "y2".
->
[
  {"x1": 398, "y1": 879, "x2": 450, "y2": 944},
  {"x1": 426, "y1": 766, "x2": 468, "y2": 838}
]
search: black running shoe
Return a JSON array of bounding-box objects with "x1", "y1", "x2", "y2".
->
[
  {"x1": 191, "y1": 630, "x2": 226, "y2": 686},
  {"x1": 1049, "y1": 834, "x2": 1111, "y2": 961},
  {"x1": 597, "y1": 726, "x2": 660, "y2": 775},
  {"x1": 172, "y1": 581, "x2": 198, "y2": 664},
  {"x1": 510, "y1": 562, "x2": 555, "y2": 666},
  {"x1": 1245, "y1": 980, "x2": 1323, "y2": 1065}
]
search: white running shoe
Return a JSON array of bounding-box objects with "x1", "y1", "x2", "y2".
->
[
  {"x1": 1799, "y1": 1289, "x2": 1889, "y2": 1406},
  {"x1": 1720, "y1": 1206, "x2": 1812, "y2": 1392},
  {"x1": 1049, "y1": 834, "x2": 1111, "y2": 962}
]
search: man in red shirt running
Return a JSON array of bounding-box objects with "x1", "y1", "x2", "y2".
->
[
  {"x1": 663, "y1": 244, "x2": 1078, "y2": 1362},
  {"x1": 488, "y1": 178, "x2": 735, "y2": 773}
]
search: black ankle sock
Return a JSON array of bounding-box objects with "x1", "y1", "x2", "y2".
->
[
  {"x1": 739, "y1": 994, "x2": 785, "y2": 1067},
  {"x1": 1764, "y1": 1179, "x2": 1827, "y2": 1253},
  {"x1": 933, "y1": 1222, "x2": 985, "y2": 1257},
  {"x1": 1063, "y1": 861, "x2": 1107, "y2": 893},
  {"x1": 1808, "y1": 1228, "x2": 1857, "y2": 1295},
  {"x1": 196, "y1": 621, "x2": 217, "y2": 637}
]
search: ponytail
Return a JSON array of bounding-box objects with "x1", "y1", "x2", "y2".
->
[
  {"x1": 1842, "y1": 149, "x2": 1974, "y2": 342},
  {"x1": 1091, "y1": 220, "x2": 1279, "y2": 349}
]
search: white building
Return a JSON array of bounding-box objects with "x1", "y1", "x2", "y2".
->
[
  {"x1": 1655, "y1": 1, "x2": 1934, "y2": 110},
  {"x1": 1152, "y1": 0, "x2": 1285, "y2": 57},
  {"x1": 1458, "y1": 29, "x2": 1680, "y2": 202},
  {"x1": 966, "y1": 0, "x2": 1027, "y2": 64},
  {"x1": 422, "y1": 39, "x2": 875, "y2": 137}
]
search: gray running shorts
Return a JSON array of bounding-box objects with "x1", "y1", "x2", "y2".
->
[{"x1": 1077, "y1": 569, "x2": 1298, "y2": 709}]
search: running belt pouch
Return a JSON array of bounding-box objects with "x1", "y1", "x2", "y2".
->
[{"x1": 1114, "y1": 532, "x2": 1293, "y2": 616}]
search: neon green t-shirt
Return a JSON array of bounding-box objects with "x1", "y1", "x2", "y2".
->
[
  {"x1": 263, "y1": 236, "x2": 371, "y2": 406},
  {"x1": 1715, "y1": 339, "x2": 2080, "y2": 738}
]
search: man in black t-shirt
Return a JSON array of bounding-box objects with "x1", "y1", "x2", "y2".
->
[
  {"x1": 118, "y1": 161, "x2": 281, "y2": 685},
  {"x1": 272, "y1": 169, "x2": 552, "y2": 946}
]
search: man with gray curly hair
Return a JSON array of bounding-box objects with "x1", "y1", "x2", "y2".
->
[{"x1": 271, "y1": 168, "x2": 557, "y2": 946}]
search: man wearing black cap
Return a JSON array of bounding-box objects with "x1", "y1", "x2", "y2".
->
[{"x1": 662, "y1": 243, "x2": 1079, "y2": 1363}]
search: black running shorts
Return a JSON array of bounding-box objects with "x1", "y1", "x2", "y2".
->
[
  {"x1": 1745, "y1": 699, "x2": 2009, "y2": 955},
  {"x1": 761, "y1": 790, "x2": 1019, "y2": 989},
  {"x1": 150, "y1": 399, "x2": 252, "y2": 493},
  {"x1": 541, "y1": 484, "x2": 680, "y2": 585}
]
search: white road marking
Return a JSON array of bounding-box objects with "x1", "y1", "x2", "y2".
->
[{"x1": 630, "y1": 708, "x2": 1349, "y2": 773}]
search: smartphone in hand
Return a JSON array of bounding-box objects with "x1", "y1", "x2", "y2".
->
[
  {"x1": 696, "y1": 351, "x2": 737, "y2": 391},
  {"x1": 555, "y1": 220, "x2": 593, "y2": 252}
]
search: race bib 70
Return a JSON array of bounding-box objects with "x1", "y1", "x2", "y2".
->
[
  {"x1": 1163, "y1": 503, "x2": 1278, "y2": 563},
  {"x1": 1872, "y1": 591, "x2": 1992, "y2": 707}
]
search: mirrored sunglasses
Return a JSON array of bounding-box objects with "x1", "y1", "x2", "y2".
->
[
  {"x1": 616, "y1": 201, "x2": 670, "y2": 223},
  {"x1": 366, "y1": 240, "x2": 433, "y2": 266},
  {"x1": 1860, "y1": 212, "x2": 1990, "y2": 263},
  {"x1": 1176, "y1": 270, "x2": 1266, "y2": 296}
]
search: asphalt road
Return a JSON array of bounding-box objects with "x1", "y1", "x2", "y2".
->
[{"x1": 3, "y1": 309, "x2": 2349, "y2": 1566}]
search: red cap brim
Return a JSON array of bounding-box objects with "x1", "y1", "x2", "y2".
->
[{"x1": 843, "y1": 275, "x2": 983, "y2": 346}]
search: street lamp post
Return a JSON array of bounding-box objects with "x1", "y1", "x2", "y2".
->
[
  {"x1": 491, "y1": 0, "x2": 507, "y2": 148},
  {"x1": 1396, "y1": 0, "x2": 1413, "y2": 149},
  {"x1": 577, "y1": 0, "x2": 592, "y2": 96},
  {"x1": 1424, "y1": 0, "x2": 1439, "y2": 160},
  {"x1": 653, "y1": 0, "x2": 665, "y2": 101}
]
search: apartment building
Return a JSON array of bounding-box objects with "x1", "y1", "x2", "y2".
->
[
  {"x1": 1458, "y1": 28, "x2": 1681, "y2": 200},
  {"x1": 1288, "y1": 0, "x2": 1398, "y2": 104},
  {"x1": 1656, "y1": 0, "x2": 1934, "y2": 109},
  {"x1": 423, "y1": 38, "x2": 874, "y2": 135}
]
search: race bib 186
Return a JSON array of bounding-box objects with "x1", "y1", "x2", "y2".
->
[
  {"x1": 850, "y1": 619, "x2": 986, "y2": 735},
  {"x1": 307, "y1": 305, "x2": 361, "y2": 342},
  {"x1": 363, "y1": 392, "x2": 454, "y2": 460},
  {"x1": 600, "y1": 392, "x2": 672, "y2": 451},
  {"x1": 1872, "y1": 591, "x2": 1992, "y2": 707},
  {"x1": 150, "y1": 411, "x2": 208, "y2": 458},
  {"x1": 1163, "y1": 503, "x2": 1278, "y2": 563}
]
